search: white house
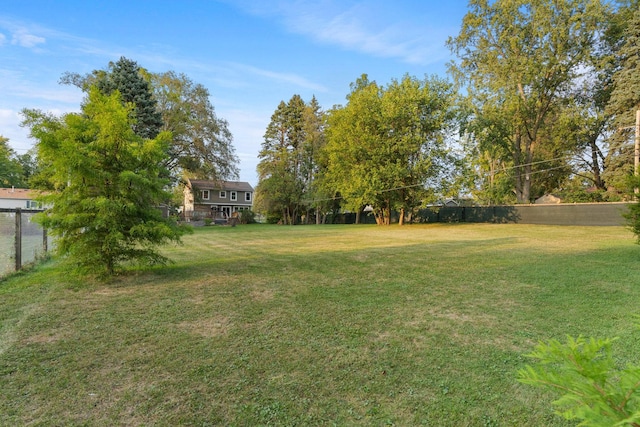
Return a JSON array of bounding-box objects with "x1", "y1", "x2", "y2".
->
[{"x1": 0, "y1": 187, "x2": 43, "y2": 210}]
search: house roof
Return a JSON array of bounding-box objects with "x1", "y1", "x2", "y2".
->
[
  {"x1": 0, "y1": 187, "x2": 38, "y2": 200},
  {"x1": 188, "y1": 179, "x2": 254, "y2": 192}
]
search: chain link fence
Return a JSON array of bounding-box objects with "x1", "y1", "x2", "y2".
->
[{"x1": 0, "y1": 208, "x2": 52, "y2": 278}]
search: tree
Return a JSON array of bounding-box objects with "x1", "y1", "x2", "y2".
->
[
  {"x1": 0, "y1": 136, "x2": 26, "y2": 187},
  {"x1": 256, "y1": 95, "x2": 324, "y2": 224},
  {"x1": 61, "y1": 60, "x2": 239, "y2": 182},
  {"x1": 91, "y1": 57, "x2": 163, "y2": 140},
  {"x1": 150, "y1": 71, "x2": 239, "y2": 181},
  {"x1": 324, "y1": 74, "x2": 458, "y2": 225},
  {"x1": 605, "y1": 7, "x2": 640, "y2": 194},
  {"x1": 448, "y1": 0, "x2": 606, "y2": 203},
  {"x1": 15, "y1": 149, "x2": 39, "y2": 185},
  {"x1": 21, "y1": 88, "x2": 190, "y2": 276}
]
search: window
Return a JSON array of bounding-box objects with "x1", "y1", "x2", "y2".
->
[
  {"x1": 219, "y1": 191, "x2": 226, "y2": 198},
  {"x1": 245, "y1": 192, "x2": 252, "y2": 202},
  {"x1": 230, "y1": 191, "x2": 237, "y2": 201},
  {"x1": 201, "y1": 190, "x2": 210, "y2": 200}
]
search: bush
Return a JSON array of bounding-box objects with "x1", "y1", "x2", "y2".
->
[
  {"x1": 240, "y1": 210, "x2": 256, "y2": 224},
  {"x1": 518, "y1": 335, "x2": 640, "y2": 426},
  {"x1": 625, "y1": 176, "x2": 640, "y2": 244}
]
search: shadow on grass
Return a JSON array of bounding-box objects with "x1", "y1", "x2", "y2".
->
[{"x1": 2, "y1": 227, "x2": 639, "y2": 426}]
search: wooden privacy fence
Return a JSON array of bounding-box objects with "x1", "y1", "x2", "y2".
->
[{"x1": 0, "y1": 208, "x2": 50, "y2": 277}]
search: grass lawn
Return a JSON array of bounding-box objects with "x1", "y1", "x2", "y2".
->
[{"x1": 1, "y1": 223, "x2": 639, "y2": 426}]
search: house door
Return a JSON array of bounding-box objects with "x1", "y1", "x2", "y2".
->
[{"x1": 221, "y1": 206, "x2": 232, "y2": 217}]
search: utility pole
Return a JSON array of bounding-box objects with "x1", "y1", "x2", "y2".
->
[
  {"x1": 636, "y1": 109, "x2": 640, "y2": 177},
  {"x1": 636, "y1": 109, "x2": 640, "y2": 195}
]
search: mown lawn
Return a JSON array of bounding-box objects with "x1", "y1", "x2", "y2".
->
[{"x1": 1, "y1": 223, "x2": 639, "y2": 426}]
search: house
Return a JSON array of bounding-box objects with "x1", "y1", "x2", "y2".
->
[
  {"x1": 183, "y1": 179, "x2": 254, "y2": 221},
  {"x1": 0, "y1": 187, "x2": 44, "y2": 210}
]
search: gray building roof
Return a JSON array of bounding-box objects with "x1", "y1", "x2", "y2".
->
[{"x1": 188, "y1": 179, "x2": 254, "y2": 192}]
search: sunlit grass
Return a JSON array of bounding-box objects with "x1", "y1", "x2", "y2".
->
[{"x1": 1, "y1": 223, "x2": 638, "y2": 425}]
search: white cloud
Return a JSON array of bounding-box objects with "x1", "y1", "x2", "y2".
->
[
  {"x1": 0, "y1": 20, "x2": 46, "y2": 48},
  {"x1": 228, "y1": 0, "x2": 449, "y2": 65},
  {"x1": 11, "y1": 29, "x2": 45, "y2": 48},
  {"x1": 228, "y1": 62, "x2": 328, "y2": 92}
]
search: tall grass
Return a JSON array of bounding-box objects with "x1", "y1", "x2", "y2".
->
[{"x1": 1, "y1": 224, "x2": 638, "y2": 425}]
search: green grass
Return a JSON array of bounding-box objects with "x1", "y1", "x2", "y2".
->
[{"x1": 1, "y1": 223, "x2": 639, "y2": 426}]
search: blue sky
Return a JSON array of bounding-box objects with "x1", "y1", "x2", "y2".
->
[{"x1": 1, "y1": 0, "x2": 469, "y2": 186}]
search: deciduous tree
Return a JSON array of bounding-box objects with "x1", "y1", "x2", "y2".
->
[
  {"x1": 61, "y1": 61, "x2": 239, "y2": 182},
  {"x1": 150, "y1": 71, "x2": 239, "y2": 181},
  {"x1": 605, "y1": 7, "x2": 640, "y2": 194},
  {"x1": 448, "y1": 0, "x2": 606, "y2": 203},
  {"x1": 22, "y1": 88, "x2": 189, "y2": 276},
  {"x1": 0, "y1": 136, "x2": 25, "y2": 188},
  {"x1": 324, "y1": 74, "x2": 458, "y2": 225}
]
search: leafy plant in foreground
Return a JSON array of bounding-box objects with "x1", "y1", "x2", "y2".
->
[{"x1": 518, "y1": 335, "x2": 640, "y2": 426}]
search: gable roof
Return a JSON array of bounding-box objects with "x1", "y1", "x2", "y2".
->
[
  {"x1": 188, "y1": 179, "x2": 254, "y2": 192},
  {"x1": 0, "y1": 187, "x2": 38, "y2": 200}
]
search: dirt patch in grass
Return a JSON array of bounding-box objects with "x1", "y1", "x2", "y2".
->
[
  {"x1": 91, "y1": 286, "x2": 138, "y2": 298},
  {"x1": 21, "y1": 331, "x2": 67, "y2": 345},
  {"x1": 177, "y1": 316, "x2": 231, "y2": 338},
  {"x1": 250, "y1": 287, "x2": 275, "y2": 302}
]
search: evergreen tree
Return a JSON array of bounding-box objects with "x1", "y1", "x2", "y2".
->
[
  {"x1": 94, "y1": 57, "x2": 163, "y2": 139},
  {"x1": 61, "y1": 63, "x2": 239, "y2": 182},
  {"x1": 256, "y1": 95, "x2": 323, "y2": 224}
]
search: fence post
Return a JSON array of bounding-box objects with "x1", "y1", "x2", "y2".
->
[
  {"x1": 14, "y1": 208, "x2": 22, "y2": 271},
  {"x1": 43, "y1": 227, "x2": 48, "y2": 253}
]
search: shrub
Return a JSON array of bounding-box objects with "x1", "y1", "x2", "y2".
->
[
  {"x1": 518, "y1": 335, "x2": 640, "y2": 426},
  {"x1": 240, "y1": 210, "x2": 256, "y2": 224}
]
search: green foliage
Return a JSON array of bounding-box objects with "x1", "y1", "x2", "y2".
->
[
  {"x1": 518, "y1": 335, "x2": 640, "y2": 426},
  {"x1": 324, "y1": 74, "x2": 458, "y2": 224},
  {"x1": 22, "y1": 87, "x2": 190, "y2": 276},
  {"x1": 0, "y1": 136, "x2": 26, "y2": 188},
  {"x1": 449, "y1": 0, "x2": 607, "y2": 203},
  {"x1": 624, "y1": 176, "x2": 640, "y2": 242},
  {"x1": 61, "y1": 60, "x2": 239, "y2": 182},
  {"x1": 239, "y1": 209, "x2": 256, "y2": 224},
  {"x1": 607, "y1": 9, "x2": 640, "y2": 133},
  {"x1": 256, "y1": 95, "x2": 325, "y2": 224},
  {"x1": 150, "y1": 71, "x2": 239, "y2": 181},
  {"x1": 93, "y1": 57, "x2": 163, "y2": 140},
  {"x1": 604, "y1": 7, "x2": 640, "y2": 193}
]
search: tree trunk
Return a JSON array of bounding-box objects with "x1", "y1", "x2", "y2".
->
[
  {"x1": 513, "y1": 131, "x2": 533, "y2": 203},
  {"x1": 588, "y1": 136, "x2": 605, "y2": 190},
  {"x1": 384, "y1": 204, "x2": 391, "y2": 225},
  {"x1": 355, "y1": 209, "x2": 361, "y2": 224},
  {"x1": 399, "y1": 207, "x2": 405, "y2": 226}
]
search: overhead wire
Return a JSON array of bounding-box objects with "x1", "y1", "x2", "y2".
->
[{"x1": 309, "y1": 152, "x2": 583, "y2": 200}]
